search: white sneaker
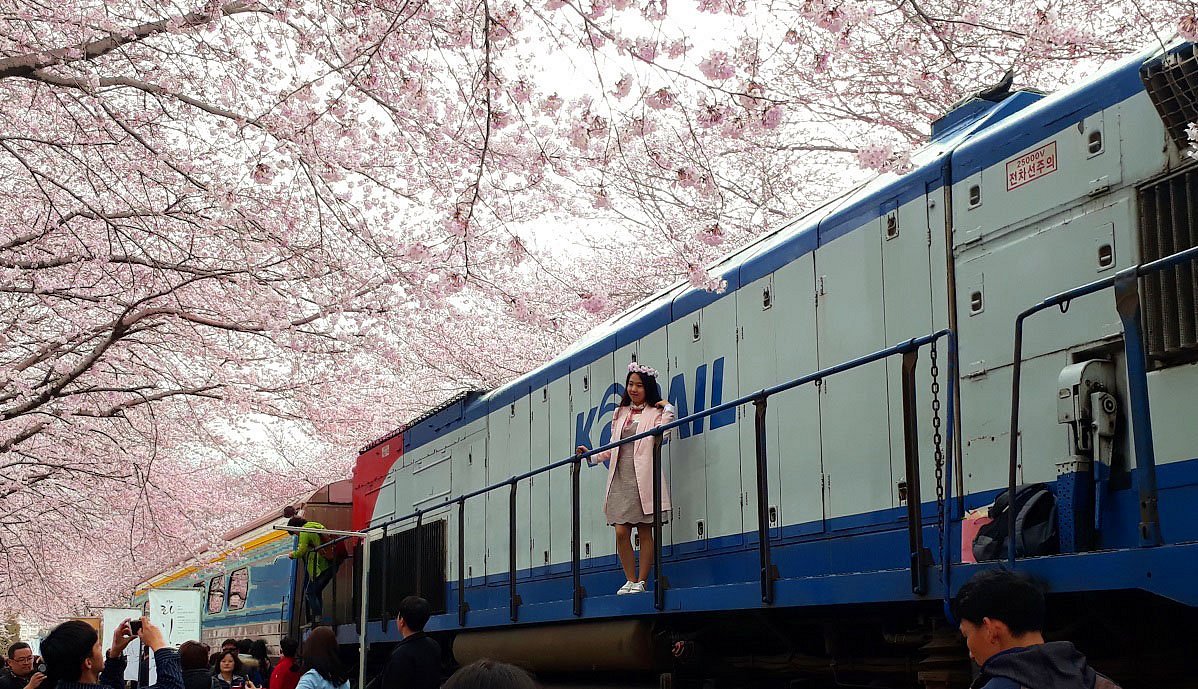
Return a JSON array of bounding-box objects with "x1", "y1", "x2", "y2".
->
[
  {"x1": 616, "y1": 581, "x2": 635, "y2": 595},
  {"x1": 626, "y1": 581, "x2": 647, "y2": 594}
]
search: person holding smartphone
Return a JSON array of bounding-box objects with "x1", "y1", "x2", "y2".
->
[
  {"x1": 40, "y1": 616, "x2": 182, "y2": 689},
  {"x1": 212, "y1": 651, "x2": 256, "y2": 689},
  {"x1": 0, "y1": 643, "x2": 45, "y2": 689}
]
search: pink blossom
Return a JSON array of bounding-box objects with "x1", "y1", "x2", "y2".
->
[
  {"x1": 666, "y1": 38, "x2": 689, "y2": 59},
  {"x1": 569, "y1": 122, "x2": 590, "y2": 149},
  {"x1": 647, "y1": 88, "x2": 676, "y2": 110},
  {"x1": 612, "y1": 75, "x2": 632, "y2": 99},
  {"x1": 579, "y1": 293, "x2": 610, "y2": 313},
  {"x1": 633, "y1": 38, "x2": 658, "y2": 61},
  {"x1": 856, "y1": 142, "x2": 894, "y2": 171},
  {"x1": 697, "y1": 104, "x2": 727, "y2": 128},
  {"x1": 698, "y1": 224, "x2": 724, "y2": 246},
  {"x1": 402, "y1": 242, "x2": 431, "y2": 262},
  {"x1": 543, "y1": 94, "x2": 564, "y2": 113},
  {"x1": 687, "y1": 265, "x2": 727, "y2": 292},
  {"x1": 761, "y1": 104, "x2": 783, "y2": 130},
  {"x1": 1181, "y1": 16, "x2": 1198, "y2": 42},
  {"x1": 698, "y1": 51, "x2": 736, "y2": 80},
  {"x1": 510, "y1": 80, "x2": 532, "y2": 104},
  {"x1": 251, "y1": 163, "x2": 274, "y2": 184},
  {"x1": 445, "y1": 215, "x2": 469, "y2": 237}
]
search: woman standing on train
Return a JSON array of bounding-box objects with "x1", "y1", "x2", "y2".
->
[{"x1": 576, "y1": 362, "x2": 676, "y2": 595}]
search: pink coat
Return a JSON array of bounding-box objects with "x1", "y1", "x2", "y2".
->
[{"x1": 590, "y1": 403, "x2": 676, "y2": 515}]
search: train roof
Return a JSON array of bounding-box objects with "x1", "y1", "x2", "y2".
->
[{"x1": 394, "y1": 38, "x2": 1176, "y2": 456}]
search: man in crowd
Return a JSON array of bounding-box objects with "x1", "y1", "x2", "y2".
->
[
  {"x1": 40, "y1": 616, "x2": 182, "y2": 689},
  {"x1": 287, "y1": 516, "x2": 337, "y2": 623},
  {"x1": 380, "y1": 596, "x2": 440, "y2": 689},
  {"x1": 0, "y1": 643, "x2": 44, "y2": 689},
  {"x1": 210, "y1": 639, "x2": 238, "y2": 672},
  {"x1": 952, "y1": 570, "x2": 1122, "y2": 689},
  {"x1": 268, "y1": 638, "x2": 300, "y2": 689}
]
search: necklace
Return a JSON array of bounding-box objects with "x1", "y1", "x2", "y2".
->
[{"x1": 630, "y1": 403, "x2": 646, "y2": 411}]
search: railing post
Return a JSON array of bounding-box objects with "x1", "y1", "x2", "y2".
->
[
  {"x1": 414, "y1": 511, "x2": 424, "y2": 597},
  {"x1": 357, "y1": 533, "x2": 371, "y2": 689},
  {"x1": 380, "y1": 524, "x2": 390, "y2": 631},
  {"x1": 753, "y1": 396, "x2": 777, "y2": 604},
  {"x1": 1007, "y1": 314, "x2": 1027, "y2": 566},
  {"x1": 571, "y1": 458, "x2": 584, "y2": 616},
  {"x1": 901, "y1": 349, "x2": 930, "y2": 595},
  {"x1": 509, "y1": 480, "x2": 521, "y2": 621},
  {"x1": 457, "y1": 498, "x2": 468, "y2": 626},
  {"x1": 652, "y1": 431, "x2": 665, "y2": 611},
  {"x1": 1114, "y1": 271, "x2": 1163, "y2": 546}
]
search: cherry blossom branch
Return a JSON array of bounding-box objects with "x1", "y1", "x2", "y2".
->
[{"x1": 0, "y1": 1, "x2": 271, "y2": 80}]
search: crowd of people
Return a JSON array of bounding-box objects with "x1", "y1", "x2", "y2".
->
[
  {"x1": 1, "y1": 571, "x2": 1120, "y2": 689},
  {"x1": 2, "y1": 595, "x2": 534, "y2": 689}
]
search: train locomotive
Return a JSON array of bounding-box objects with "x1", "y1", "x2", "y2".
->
[{"x1": 139, "y1": 38, "x2": 1198, "y2": 688}]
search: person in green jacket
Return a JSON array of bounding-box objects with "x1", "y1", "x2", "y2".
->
[{"x1": 288, "y1": 516, "x2": 335, "y2": 622}]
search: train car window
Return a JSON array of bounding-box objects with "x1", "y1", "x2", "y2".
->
[
  {"x1": 227, "y1": 568, "x2": 250, "y2": 611},
  {"x1": 207, "y1": 575, "x2": 225, "y2": 614}
]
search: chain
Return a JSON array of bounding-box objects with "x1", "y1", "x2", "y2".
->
[{"x1": 930, "y1": 341, "x2": 945, "y2": 565}]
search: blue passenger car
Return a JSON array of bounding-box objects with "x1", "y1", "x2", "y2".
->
[{"x1": 134, "y1": 481, "x2": 354, "y2": 652}]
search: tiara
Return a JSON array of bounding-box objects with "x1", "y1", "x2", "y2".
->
[{"x1": 628, "y1": 361, "x2": 658, "y2": 378}]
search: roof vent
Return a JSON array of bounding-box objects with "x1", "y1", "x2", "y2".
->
[
  {"x1": 1141, "y1": 42, "x2": 1198, "y2": 151},
  {"x1": 931, "y1": 70, "x2": 1046, "y2": 141}
]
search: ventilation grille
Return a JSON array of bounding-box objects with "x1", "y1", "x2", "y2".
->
[
  {"x1": 358, "y1": 520, "x2": 448, "y2": 619},
  {"x1": 1142, "y1": 43, "x2": 1198, "y2": 151},
  {"x1": 1139, "y1": 168, "x2": 1198, "y2": 366}
]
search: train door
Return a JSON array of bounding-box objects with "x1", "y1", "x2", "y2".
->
[
  {"x1": 571, "y1": 351, "x2": 618, "y2": 565},
  {"x1": 484, "y1": 402, "x2": 511, "y2": 578},
  {"x1": 546, "y1": 374, "x2": 574, "y2": 571},
  {"x1": 530, "y1": 381, "x2": 553, "y2": 573},
  {"x1": 666, "y1": 309, "x2": 709, "y2": 553},
  {"x1": 637, "y1": 326, "x2": 671, "y2": 554},
  {"x1": 737, "y1": 272, "x2": 783, "y2": 540},
  {"x1": 510, "y1": 392, "x2": 534, "y2": 576},
  {"x1": 455, "y1": 430, "x2": 488, "y2": 585},
  {"x1": 880, "y1": 197, "x2": 939, "y2": 518},
  {"x1": 815, "y1": 222, "x2": 896, "y2": 523},
  {"x1": 698, "y1": 294, "x2": 743, "y2": 546},
  {"x1": 767, "y1": 253, "x2": 826, "y2": 536}
]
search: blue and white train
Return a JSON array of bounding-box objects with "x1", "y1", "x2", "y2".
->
[{"x1": 139, "y1": 38, "x2": 1198, "y2": 688}]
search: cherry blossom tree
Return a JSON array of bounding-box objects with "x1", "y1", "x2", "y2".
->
[{"x1": 0, "y1": 0, "x2": 1192, "y2": 618}]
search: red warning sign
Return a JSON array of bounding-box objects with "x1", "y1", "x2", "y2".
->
[{"x1": 1006, "y1": 141, "x2": 1057, "y2": 191}]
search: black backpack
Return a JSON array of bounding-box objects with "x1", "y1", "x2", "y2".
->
[{"x1": 972, "y1": 483, "x2": 1059, "y2": 561}]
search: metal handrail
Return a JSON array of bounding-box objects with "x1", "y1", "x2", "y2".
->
[
  {"x1": 371, "y1": 329, "x2": 954, "y2": 534},
  {"x1": 366, "y1": 328, "x2": 956, "y2": 620},
  {"x1": 1005, "y1": 244, "x2": 1198, "y2": 563}
]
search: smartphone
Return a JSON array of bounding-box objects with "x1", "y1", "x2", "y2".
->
[{"x1": 128, "y1": 620, "x2": 142, "y2": 635}]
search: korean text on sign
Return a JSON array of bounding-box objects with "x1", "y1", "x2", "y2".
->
[{"x1": 1006, "y1": 141, "x2": 1057, "y2": 191}]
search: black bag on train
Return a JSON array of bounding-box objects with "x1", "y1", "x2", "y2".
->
[{"x1": 972, "y1": 483, "x2": 1059, "y2": 561}]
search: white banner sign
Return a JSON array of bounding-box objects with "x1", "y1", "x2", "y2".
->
[
  {"x1": 100, "y1": 608, "x2": 142, "y2": 682},
  {"x1": 148, "y1": 588, "x2": 203, "y2": 648},
  {"x1": 147, "y1": 588, "x2": 204, "y2": 684}
]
